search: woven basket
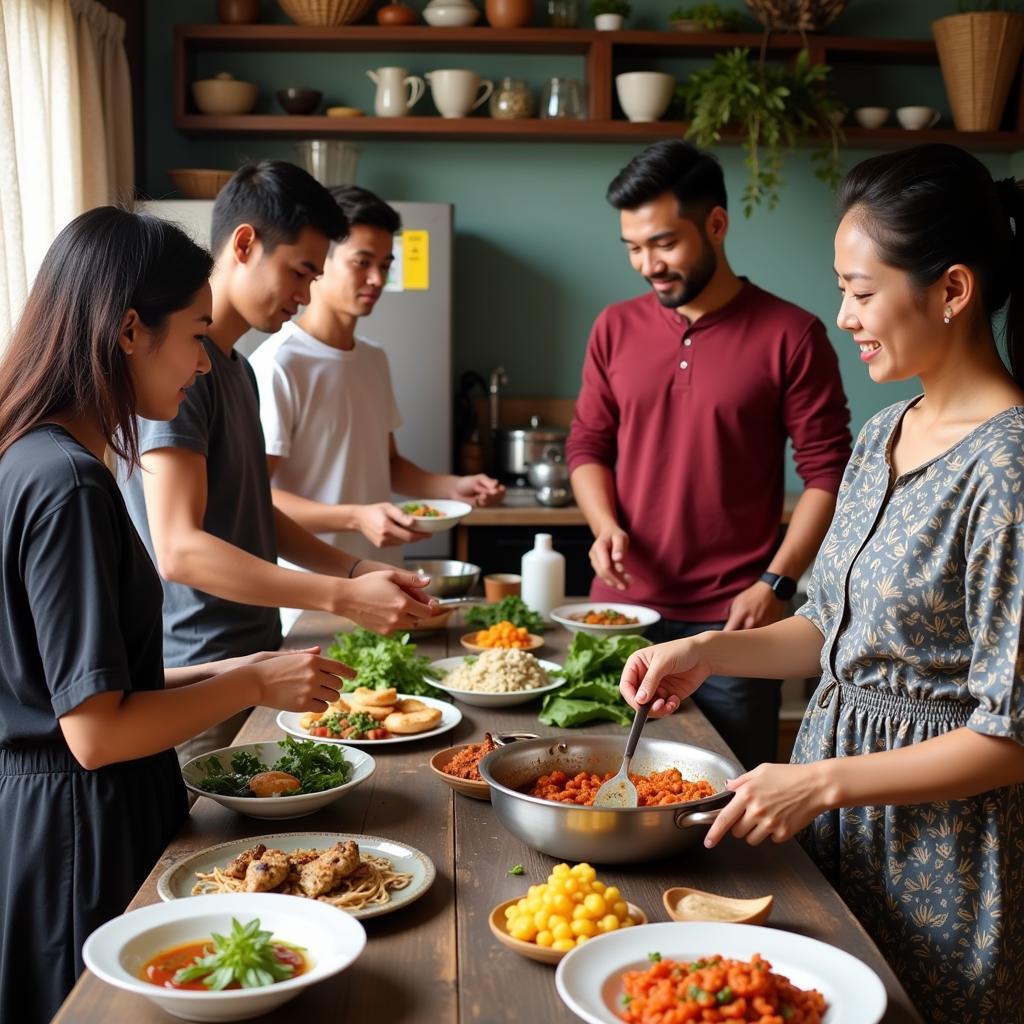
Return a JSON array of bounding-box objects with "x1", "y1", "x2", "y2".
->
[
  {"x1": 277, "y1": 0, "x2": 374, "y2": 25},
  {"x1": 745, "y1": 0, "x2": 845, "y2": 32},
  {"x1": 933, "y1": 12, "x2": 1024, "y2": 132},
  {"x1": 166, "y1": 169, "x2": 234, "y2": 200}
]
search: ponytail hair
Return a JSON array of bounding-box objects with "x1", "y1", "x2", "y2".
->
[{"x1": 838, "y1": 144, "x2": 1024, "y2": 386}]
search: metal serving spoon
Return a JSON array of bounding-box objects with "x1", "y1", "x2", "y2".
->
[{"x1": 593, "y1": 701, "x2": 651, "y2": 808}]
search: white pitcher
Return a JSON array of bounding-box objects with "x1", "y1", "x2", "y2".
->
[{"x1": 367, "y1": 66, "x2": 425, "y2": 118}]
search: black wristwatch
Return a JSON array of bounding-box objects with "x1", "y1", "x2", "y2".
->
[{"x1": 760, "y1": 571, "x2": 797, "y2": 601}]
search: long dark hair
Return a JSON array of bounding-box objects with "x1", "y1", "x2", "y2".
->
[
  {"x1": 0, "y1": 206, "x2": 212, "y2": 462},
  {"x1": 839, "y1": 144, "x2": 1024, "y2": 385}
]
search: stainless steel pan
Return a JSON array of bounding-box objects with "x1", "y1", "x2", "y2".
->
[{"x1": 478, "y1": 735, "x2": 742, "y2": 864}]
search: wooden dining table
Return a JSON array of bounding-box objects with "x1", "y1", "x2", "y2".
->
[{"x1": 56, "y1": 610, "x2": 923, "y2": 1024}]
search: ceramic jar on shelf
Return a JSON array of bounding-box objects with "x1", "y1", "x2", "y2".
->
[
  {"x1": 486, "y1": 0, "x2": 533, "y2": 27},
  {"x1": 489, "y1": 77, "x2": 534, "y2": 119},
  {"x1": 218, "y1": 0, "x2": 261, "y2": 23}
]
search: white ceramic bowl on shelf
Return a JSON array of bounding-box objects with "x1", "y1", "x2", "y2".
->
[
  {"x1": 82, "y1": 893, "x2": 366, "y2": 1022},
  {"x1": 615, "y1": 71, "x2": 676, "y2": 123},
  {"x1": 853, "y1": 105, "x2": 890, "y2": 129},
  {"x1": 423, "y1": 0, "x2": 481, "y2": 26}
]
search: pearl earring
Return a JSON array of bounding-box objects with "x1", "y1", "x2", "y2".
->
[{"x1": 943, "y1": 306, "x2": 953, "y2": 325}]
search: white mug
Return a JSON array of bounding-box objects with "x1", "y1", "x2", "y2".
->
[
  {"x1": 426, "y1": 69, "x2": 494, "y2": 118},
  {"x1": 896, "y1": 105, "x2": 940, "y2": 130},
  {"x1": 367, "y1": 66, "x2": 425, "y2": 118}
]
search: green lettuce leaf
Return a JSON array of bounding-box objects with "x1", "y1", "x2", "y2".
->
[
  {"x1": 326, "y1": 628, "x2": 445, "y2": 699},
  {"x1": 537, "y1": 632, "x2": 651, "y2": 728},
  {"x1": 538, "y1": 696, "x2": 633, "y2": 729}
]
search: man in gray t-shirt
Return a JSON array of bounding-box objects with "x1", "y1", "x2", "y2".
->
[
  {"x1": 123, "y1": 340, "x2": 282, "y2": 666},
  {"x1": 124, "y1": 162, "x2": 436, "y2": 761}
]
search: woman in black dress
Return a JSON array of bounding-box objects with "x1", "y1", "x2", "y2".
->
[{"x1": 0, "y1": 207, "x2": 352, "y2": 1023}]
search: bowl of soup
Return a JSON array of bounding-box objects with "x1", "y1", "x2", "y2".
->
[{"x1": 82, "y1": 892, "x2": 365, "y2": 1021}]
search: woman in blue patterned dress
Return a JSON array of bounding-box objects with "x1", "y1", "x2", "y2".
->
[{"x1": 620, "y1": 144, "x2": 1024, "y2": 1024}]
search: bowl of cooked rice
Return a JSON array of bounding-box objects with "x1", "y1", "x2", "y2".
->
[{"x1": 427, "y1": 650, "x2": 565, "y2": 708}]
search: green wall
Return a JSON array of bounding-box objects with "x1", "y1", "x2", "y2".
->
[{"x1": 144, "y1": 1, "x2": 1012, "y2": 483}]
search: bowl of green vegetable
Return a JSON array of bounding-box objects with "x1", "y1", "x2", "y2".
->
[
  {"x1": 182, "y1": 738, "x2": 374, "y2": 820},
  {"x1": 83, "y1": 893, "x2": 365, "y2": 1021}
]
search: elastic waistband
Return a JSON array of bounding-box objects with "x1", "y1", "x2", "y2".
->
[
  {"x1": 0, "y1": 744, "x2": 174, "y2": 776},
  {"x1": 817, "y1": 679, "x2": 974, "y2": 726}
]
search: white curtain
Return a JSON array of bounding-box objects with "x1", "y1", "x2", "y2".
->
[{"x1": 0, "y1": 0, "x2": 134, "y2": 346}]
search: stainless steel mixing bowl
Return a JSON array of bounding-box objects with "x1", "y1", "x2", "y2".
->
[
  {"x1": 409, "y1": 559, "x2": 481, "y2": 597},
  {"x1": 478, "y1": 735, "x2": 742, "y2": 863}
]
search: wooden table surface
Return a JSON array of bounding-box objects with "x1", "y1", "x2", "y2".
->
[{"x1": 56, "y1": 611, "x2": 922, "y2": 1024}]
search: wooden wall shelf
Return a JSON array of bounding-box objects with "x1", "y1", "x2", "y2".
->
[
  {"x1": 175, "y1": 113, "x2": 1024, "y2": 150},
  {"x1": 173, "y1": 24, "x2": 1024, "y2": 150}
]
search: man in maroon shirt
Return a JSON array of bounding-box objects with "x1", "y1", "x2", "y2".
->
[{"x1": 568, "y1": 140, "x2": 851, "y2": 768}]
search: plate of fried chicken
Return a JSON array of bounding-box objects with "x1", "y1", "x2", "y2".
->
[{"x1": 156, "y1": 832, "x2": 435, "y2": 920}]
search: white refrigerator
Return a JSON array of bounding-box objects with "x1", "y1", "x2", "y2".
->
[{"x1": 141, "y1": 199, "x2": 455, "y2": 557}]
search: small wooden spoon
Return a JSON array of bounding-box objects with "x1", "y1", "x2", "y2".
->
[{"x1": 663, "y1": 886, "x2": 773, "y2": 925}]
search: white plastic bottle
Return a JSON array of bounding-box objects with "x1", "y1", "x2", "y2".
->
[{"x1": 521, "y1": 533, "x2": 565, "y2": 621}]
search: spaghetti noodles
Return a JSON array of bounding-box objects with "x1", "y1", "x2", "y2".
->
[{"x1": 192, "y1": 847, "x2": 412, "y2": 912}]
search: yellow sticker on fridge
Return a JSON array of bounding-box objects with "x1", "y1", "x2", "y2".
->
[{"x1": 402, "y1": 230, "x2": 429, "y2": 290}]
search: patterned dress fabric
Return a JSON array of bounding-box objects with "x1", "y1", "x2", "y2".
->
[{"x1": 793, "y1": 397, "x2": 1024, "y2": 1024}]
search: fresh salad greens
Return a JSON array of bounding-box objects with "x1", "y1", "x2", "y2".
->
[
  {"x1": 173, "y1": 918, "x2": 300, "y2": 990},
  {"x1": 402, "y1": 501, "x2": 442, "y2": 517},
  {"x1": 538, "y1": 632, "x2": 651, "y2": 728},
  {"x1": 327, "y1": 628, "x2": 444, "y2": 698},
  {"x1": 195, "y1": 737, "x2": 352, "y2": 797},
  {"x1": 464, "y1": 596, "x2": 545, "y2": 633}
]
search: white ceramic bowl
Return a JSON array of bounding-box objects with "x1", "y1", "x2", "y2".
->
[
  {"x1": 615, "y1": 71, "x2": 675, "y2": 123},
  {"x1": 853, "y1": 105, "x2": 890, "y2": 129},
  {"x1": 555, "y1": 921, "x2": 887, "y2": 1024},
  {"x1": 896, "y1": 105, "x2": 940, "y2": 130},
  {"x1": 423, "y1": 3, "x2": 481, "y2": 26},
  {"x1": 82, "y1": 893, "x2": 366, "y2": 1022},
  {"x1": 428, "y1": 655, "x2": 565, "y2": 707},
  {"x1": 550, "y1": 601, "x2": 661, "y2": 636},
  {"x1": 181, "y1": 741, "x2": 375, "y2": 820},
  {"x1": 398, "y1": 498, "x2": 472, "y2": 533}
]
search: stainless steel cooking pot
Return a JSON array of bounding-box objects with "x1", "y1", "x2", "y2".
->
[
  {"x1": 496, "y1": 416, "x2": 568, "y2": 483},
  {"x1": 478, "y1": 735, "x2": 742, "y2": 863},
  {"x1": 526, "y1": 447, "x2": 571, "y2": 490}
]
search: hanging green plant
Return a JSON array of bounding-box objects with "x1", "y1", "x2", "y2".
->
[{"x1": 678, "y1": 47, "x2": 844, "y2": 216}]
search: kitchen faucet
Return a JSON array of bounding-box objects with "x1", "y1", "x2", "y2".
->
[{"x1": 488, "y1": 365, "x2": 508, "y2": 435}]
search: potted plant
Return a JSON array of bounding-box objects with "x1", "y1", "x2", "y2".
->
[
  {"x1": 933, "y1": 1, "x2": 1024, "y2": 131},
  {"x1": 669, "y1": 3, "x2": 743, "y2": 31},
  {"x1": 591, "y1": 0, "x2": 630, "y2": 30},
  {"x1": 679, "y1": 47, "x2": 844, "y2": 216}
]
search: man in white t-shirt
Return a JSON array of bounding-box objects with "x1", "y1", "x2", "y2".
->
[{"x1": 251, "y1": 186, "x2": 504, "y2": 630}]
